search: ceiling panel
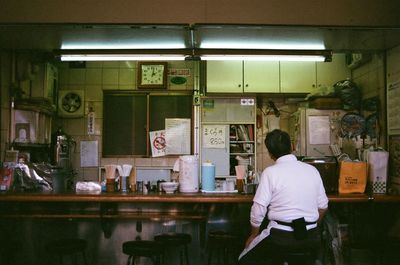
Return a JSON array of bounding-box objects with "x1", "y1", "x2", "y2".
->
[{"x1": 1, "y1": 24, "x2": 400, "y2": 53}]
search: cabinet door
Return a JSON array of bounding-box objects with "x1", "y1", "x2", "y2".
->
[
  {"x1": 201, "y1": 98, "x2": 255, "y2": 123},
  {"x1": 280, "y1": 61, "x2": 316, "y2": 93},
  {"x1": 206, "y1": 61, "x2": 243, "y2": 93},
  {"x1": 316, "y1": 53, "x2": 351, "y2": 89},
  {"x1": 243, "y1": 61, "x2": 280, "y2": 93}
]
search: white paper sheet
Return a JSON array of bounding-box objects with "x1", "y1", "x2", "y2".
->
[
  {"x1": 165, "y1": 118, "x2": 191, "y2": 155},
  {"x1": 308, "y1": 116, "x2": 330, "y2": 145},
  {"x1": 80, "y1": 140, "x2": 98, "y2": 167}
]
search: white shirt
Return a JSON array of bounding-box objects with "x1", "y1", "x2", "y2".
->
[{"x1": 239, "y1": 154, "x2": 329, "y2": 259}]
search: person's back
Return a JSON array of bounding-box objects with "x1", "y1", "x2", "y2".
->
[
  {"x1": 260, "y1": 158, "x2": 326, "y2": 224},
  {"x1": 238, "y1": 129, "x2": 328, "y2": 265}
]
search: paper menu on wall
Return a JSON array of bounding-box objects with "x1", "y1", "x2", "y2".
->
[
  {"x1": 308, "y1": 116, "x2": 330, "y2": 145},
  {"x1": 80, "y1": 140, "x2": 98, "y2": 167},
  {"x1": 165, "y1": 118, "x2": 191, "y2": 155}
]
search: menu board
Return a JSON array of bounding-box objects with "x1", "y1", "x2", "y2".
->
[{"x1": 202, "y1": 125, "x2": 226, "y2": 149}]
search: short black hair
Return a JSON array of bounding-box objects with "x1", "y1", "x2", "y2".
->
[{"x1": 264, "y1": 129, "x2": 291, "y2": 159}]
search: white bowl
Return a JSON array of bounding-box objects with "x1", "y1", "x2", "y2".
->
[{"x1": 161, "y1": 182, "x2": 179, "y2": 194}]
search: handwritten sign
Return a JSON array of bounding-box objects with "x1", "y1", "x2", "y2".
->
[{"x1": 203, "y1": 125, "x2": 225, "y2": 148}]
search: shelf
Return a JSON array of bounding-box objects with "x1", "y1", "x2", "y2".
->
[
  {"x1": 230, "y1": 153, "x2": 254, "y2": 156},
  {"x1": 230, "y1": 141, "x2": 255, "y2": 144}
]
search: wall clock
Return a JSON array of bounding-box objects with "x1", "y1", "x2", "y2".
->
[{"x1": 137, "y1": 62, "x2": 168, "y2": 89}]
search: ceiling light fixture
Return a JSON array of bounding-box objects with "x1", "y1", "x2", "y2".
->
[
  {"x1": 196, "y1": 49, "x2": 332, "y2": 62},
  {"x1": 57, "y1": 49, "x2": 191, "y2": 61},
  {"x1": 56, "y1": 49, "x2": 332, "y2": 62}
]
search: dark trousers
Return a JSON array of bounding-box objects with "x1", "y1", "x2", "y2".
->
[{"x1": 238, "y1": 227, "x2": 321, "y2": 265}]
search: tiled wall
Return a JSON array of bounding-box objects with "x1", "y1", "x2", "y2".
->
[
  {"x1": 56, "y1": 60, "x2": 195, "y2": 181},
  {"x1": 351, "y1": 52, "x2": 386, "y2": 148}
]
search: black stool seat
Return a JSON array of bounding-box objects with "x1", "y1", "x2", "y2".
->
[
  {"x1": 207, "y1": 231, "x2": 242, "y2": 265},
  {"x1": 154, "y1": 233, "x2": 191, "y2": 265},
  {"x1": 154, "y1": 232, "x2": 192, "y2": 246},
  {"x1": 45, "y1": 238, "x2": 88, "y2": 265},
  {"x1": 122, "y1": 240, "x2": 164, "y2": 265}
]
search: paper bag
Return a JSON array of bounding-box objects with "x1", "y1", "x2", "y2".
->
[
  {"x1": 338, "y1": 161, "x2": 368, "y2": 193},
  {"x1": 367, "y1": 151, "x2": 389, "y2": 194}
]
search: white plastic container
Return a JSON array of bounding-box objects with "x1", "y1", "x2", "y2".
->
[{"x1": 176, "y1": 155, "x2": 199, "y2": 193}]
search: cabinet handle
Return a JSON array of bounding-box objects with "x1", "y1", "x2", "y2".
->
[
  {"x1": 245, "y1": 84, "x2": 249, "y2": 87},
  {"x1": 238, "y1": 84, "x2": 242, "y2": 88}
]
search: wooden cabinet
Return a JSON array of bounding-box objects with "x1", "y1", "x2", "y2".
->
[
  {"x1": 280, "y1": 61, "x2": 316, "y2": 93},
  {"x1": 316, "y1": 53, "x2": 351, "y2": 89},
  {"x1": 206, "y1": 61, "x2": 279, "y2": 93},
  {"x1": 206, "y1": 53, "x2": 350, "y2": 94},
  {"x1": 206, "y1": 61, "x2": 243, "y2": 93},
  {"x1": 243, "y1": 61, "x2": 279, "y2": 93}
]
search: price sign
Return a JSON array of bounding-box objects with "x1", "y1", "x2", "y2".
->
[{"x1": 203, "y1": 125, "x2": 225, "y2": 148}]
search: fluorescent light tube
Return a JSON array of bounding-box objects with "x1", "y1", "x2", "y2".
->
[
  {"x1": 200, "y1": 55, "x2": 327, "y2": 62},
  {"x1": 60, "y1": 54, "x2": 186, "y2": 61}
]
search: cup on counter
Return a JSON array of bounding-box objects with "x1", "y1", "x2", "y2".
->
[
  {"x1": 120, "y1": 176, "x2": 129, "y2": 193},
  {"x1": 106, "y1": 178, "x2": 115, "y2": 192},
  {"x1": 136, "y1": 181, "x2": 144, "y2": 193},
  {"x1": 236, "y1": 179, "x2": 244, "y2": 193}
]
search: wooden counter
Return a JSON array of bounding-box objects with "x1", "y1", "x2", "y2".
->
[{"x1": 0, "y1": 191, "x2": 387, "y2": 203}]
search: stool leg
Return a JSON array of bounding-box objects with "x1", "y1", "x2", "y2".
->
[
  {"x1": 127, "y1": 255, "x2": 133, "y2": 265},
  {"x1": 180, "y1": 249, "x2": 184, "y2": 265},
  {"x1": 223, "y1": 246, "x2": 228, "y2": 265},
  {"x1": 82, "y1": 251, "x2": 88, "y2": 265},
  {"x1": 184, "y1": 245, "x2": 189, "y2": 265},
  {"x1": 207, "y1": 248, "x2": 213, "y2": 265},
  {"x1": 58, "y1": 255, "x2": 63, "y2": 265}
]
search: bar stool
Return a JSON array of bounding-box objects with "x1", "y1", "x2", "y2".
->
[
  {"x1": 154, "y1": 232, "x2": 191, "y2": 265},
  {"x1": 207, "y1": 231, "x2": 242, "y2": 265},
  {"x1": 122, "y1": 240, "x2": 164, "y2": 265},
  {"x1": 45, "y1": 238, "x2": 88, "y2": 265}
]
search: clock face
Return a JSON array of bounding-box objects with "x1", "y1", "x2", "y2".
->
[{"x1": 141, "y1": 64, "x2": 165, "y2": 85}]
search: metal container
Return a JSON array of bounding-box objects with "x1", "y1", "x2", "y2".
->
[
  {"x1": 50, "y1": 167, "x2": 67, "y2": 193},
  {"x1": 302, "y1": 156, "x2": 338, "y2": 193}
]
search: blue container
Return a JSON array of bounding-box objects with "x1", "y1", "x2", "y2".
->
[{"x1": 201, "y1": 163, "x2": 215, "y2": 191}]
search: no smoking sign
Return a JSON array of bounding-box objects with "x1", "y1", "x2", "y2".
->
[{"x1": 150, "y1": 130, "x2": 166, "y2": 157}]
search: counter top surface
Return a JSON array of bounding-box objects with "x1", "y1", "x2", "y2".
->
[{"x1": 0, "y1": 191, "x2": 396, "y2": 203}]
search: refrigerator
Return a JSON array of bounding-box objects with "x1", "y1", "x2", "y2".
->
[{"x1": 290, "y1": 108, "x2": 346, "y2": 157}]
